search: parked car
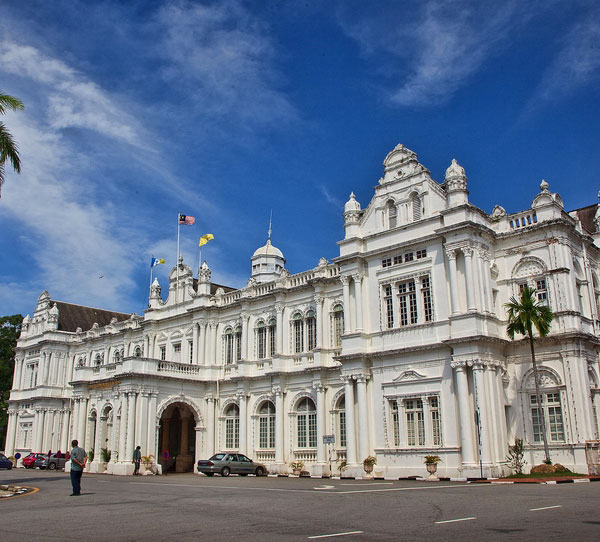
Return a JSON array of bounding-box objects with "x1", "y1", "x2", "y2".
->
[
  {"x1": 0, "y1": 453, "x2": 13, "y2": 469},
  {"x1": 40, "y1": 452, "x2": 69, "y2": 470},
  {"x1": 22, "y1": 453, "x2": 47, "y2": 469},
  {"x1": 197, "y1": 453, "x2": 267, "y2": 477}
]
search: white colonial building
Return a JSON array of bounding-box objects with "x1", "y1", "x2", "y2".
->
[{"x1": 6, "y1": 144, "x2": 600, "y2": 478}]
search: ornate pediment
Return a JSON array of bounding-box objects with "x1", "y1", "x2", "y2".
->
[{"x1": 393, "y1": 370, "x2": 427, "y2": 382}]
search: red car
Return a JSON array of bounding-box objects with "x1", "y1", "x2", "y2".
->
[{"x1": 22, "y1": 453, "x2": 47, "y2": 469}]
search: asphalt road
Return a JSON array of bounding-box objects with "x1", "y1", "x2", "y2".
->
[{"x1": 1, "y1": 469, "x2": 599, "y2": 541}]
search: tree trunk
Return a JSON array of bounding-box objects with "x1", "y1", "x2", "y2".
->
[{"x1": 529, "y1": 334, "x2": 551, "y2": 463}]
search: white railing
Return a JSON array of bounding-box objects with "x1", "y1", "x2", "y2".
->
[
  {"x1": 255, "y1": 450, "x2": 276, "y2": 462},
  {"x1": 508, "y1": 211, "x2": 537, "y2": 229},
  {"x1": 293, "y1": 450, "x2": 317, "y2": 462},
  {"x1": 157, "y1": 361, "x2": 201, "y2": 376}
]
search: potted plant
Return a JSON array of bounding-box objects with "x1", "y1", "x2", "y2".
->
[
  {"x1": 424, "y1": 455, "x2": 442, "y2": 480},
  {"x1": 289, "y1": 461, "x2": 304, "y2": 475},
  {"x1": 100, "y1": 447, "x2": 111, "y2": 463},
  {"x1": 142, "y1": 454, "x2": 154, "y2": 469},
  {"x1": 363, "y1": 455, "x2": 376, "y2": 475}
]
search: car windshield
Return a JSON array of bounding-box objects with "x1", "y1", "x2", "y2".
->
[{"x1": 210, "y1": 454, "x2": 226, "y2": 461}]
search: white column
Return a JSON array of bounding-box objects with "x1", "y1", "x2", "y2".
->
[
  {"x1": 139, "y1": 392, "x2": 149, "y2": 455},
  {"x1": 147, "y1": 393, "x2": 158, "y2": 458},
  {"x1": 476, "y1": 248, "x2": 489, "y2": 312},
  {"x1": 472, "y1": 362, "x2": 491, "y2": 464},
  {"x1": 274, "y1": 388, "x2": 284, "y2": 464},
  {"x1": 342, "y1": 376, "x2": 357, "y2": 465},
  {"x1": 276, "y1": 304, "x2": 284, "y2": 355},
  {"x1": 78, "y1": 398, "x2": 88, "y2": 449},
  {"x1": 211, "y1": 321, "x2": 218, "y2": 364},
  {"x1": 199, "y1": 321, "x2": 207, "y2": 365},
  {"x1": 34, "y1": 409, "x2": 45, "y2": 452},
  {"x1": 463, "y1": 247, "x2": 476, "y2": 311},
  {"x1": 60, "y1": 410, "x2": 70, "y2": 452},
  {"x1": 241, "y1": 314, "x2": 249, "y2": 360},
  {"x1": 355, "y1": 375, "x2": 369, "y2": 462},
  {"x1": 446, "y1": 249, "x2": 460, "y2": 315},
  {"x1": 12, "y1": 359, "x2": 21, "y2": 389},
  {"x1": 422, "y1": 397, "x2": 432, "y2": 447},
  {"x1": 5, "y1": 410, "x2": 17, "y2": 456},
  {"x1": 315, "y1": 384, "x2": 326, "y2": 464},
  {"x1": 126, "y1": 391, "x2": 137, "y2": 463},
  {"x1": 118, "y1": 394, "x2": 128, "y2": 462},
  {"x1": 341, "y1": 276, "x2": 351, "y2": 333},
  {"x1": 206, "y1": 396, "x2": 215, "y2": 458},
  {"x1": 94, "y1": 415, "x2": 103, "y2": 461},
  {"x1": 453, "y1": 363, "x2": 475, "y2": 465},
  {"x1": 238, "y1": 392, "x2": 247, "y2": 454},
  {"x1": 353, "y1": 274, "x2": 364, "y2": 332},
  {"x1": 193, "y1": 323, "x2": 200, "y2": 364},
  {"x1": 314, "y1": 295, "x2": 323, "y2": 349},
  {"x1": 109, "y1": 403, "x2": 119, "y2": 462},
  {"x1": 71, "y1": 399, "x2": 80, "y2": 443}
]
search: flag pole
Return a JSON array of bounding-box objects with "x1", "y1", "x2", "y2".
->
[
  {"x1": 149, "y1": 262, "x2": 153, "y2": 308},
  {"x1": 176, "y1": 212, "x2": 180, "y2": 303}
]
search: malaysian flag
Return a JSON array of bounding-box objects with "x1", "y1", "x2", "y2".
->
[{"x1": 178, "y1": 214, "x2": 195, "y2": 225}]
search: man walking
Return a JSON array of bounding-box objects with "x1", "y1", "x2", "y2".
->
[
  {"x1": 133, "y1": 445, "x2": 142, "y2": 475},
  {"x1": 70, "y1": 439, "x2": 87, "y2": 496}
]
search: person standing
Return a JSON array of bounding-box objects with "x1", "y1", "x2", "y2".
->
[
  {"x1": 70, "y1": 439, "x2": 87, "y2": 496},
  {"x1": 133, "y1": 445, "x2": 142, "y2": 475}
]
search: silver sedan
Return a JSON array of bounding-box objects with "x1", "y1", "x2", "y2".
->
[{"x1": 197, "y1": 453, "x2": 267, "y2": 477}]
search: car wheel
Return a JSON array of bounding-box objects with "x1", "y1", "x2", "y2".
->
[
  {"x1": 205, "y1": 472, "x2": 214, "y2": 477},
  {"x1": 221, "y1": 467, "x2": 230, "y2": 477},
  {"x1": 48, "y1": 463, "x2": 57, "y2": 470},
  {"x1": 255, "y1": 467, "x2": 265, "y2": 477}
]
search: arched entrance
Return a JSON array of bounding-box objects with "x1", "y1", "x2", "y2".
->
[{"x1": 158, "y1": 402, "x2": 197, "y2": 473}]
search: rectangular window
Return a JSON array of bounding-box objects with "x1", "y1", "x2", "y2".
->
[
  {"x1": 384, "y1": 285, "x2": 394, "y2": 328},
  {"x1": 308, "y1": 413, "x2": 317, "y2": 447},
  {"x1": 333, "y1": 310, "x2": 343, "y2": 348},
  {"x1": 391, "y1": 401, "x2": 400, "y2": 447},
  {"x1": 259, "y1": 417, "x2": 270, "y2": 448},
  {"x1": 307, "y1": 318, "x2": 316, "y2": 350},
  {"x1": 159, "y1": 346, "x2": 166, "y2": 361},
  {"x1": 257, "y1": 328, "x2": 266, "y2": 359},
  {"x1": 188, "y1": 341, "x2": 193, "y2": 363},
  {"x1": 339, "y1": 411, "x2": 346, "y2": 448},
  {"x1": 421, "y1": 276, "x2": 433, "y2": 322},
  {"x1": 298, "y1": 416, "x2": 307, "y2": 448},
  {"x1": 173, "y1": 343, "x2": 181, "y2": 353},
  {"x1": 405, "y1": 399, "x2": 425, "y2": 446},
  {"x1": 294, "y1": 320, "x2": 304, "y2": 353},
  {"x1": 430, "y1": 397, "x2": 441, "y2": 446},
  {"x1": 404, "y1": 252, "x2": 414, "y2": 262},
  {"x1": 235, "y1": 332, "x2": 242, "y2": 361},
  {"x1": 225, "y1": 335, "x2": 233, "y2": 364},
  {"x1": 226, "y1": 418, "x2": 239, "y2": 449},
  {"x1": 269, "y1": 326, "x2": 276, "y2": 357},
  {"x1": 393, "y1": 255, "x2": 402, "y2": 265},
  {"x1": 416, "y1": 249, "x2": 427, "y2": 259},
  {"x1": 382, "y1": 258, "x2": 392, "y2": 268},
  {"x1": 398, "y1": 280, "x2": 417, "y2": 326},
  {"x1": 531, "y1": 393, "x2": 564, "y2": 442},
  {"x1": 536, "y1": 278, "x2": 548, "y2": 305}
]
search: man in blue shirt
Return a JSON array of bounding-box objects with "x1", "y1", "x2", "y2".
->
[{"x1": 70, "y1": 439, "x2": 87, "y2": 496}]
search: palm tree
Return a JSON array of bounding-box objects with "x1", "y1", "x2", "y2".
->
[
  {"x1": 505, "y1": 285, "x2": 554, "y2": 463},
  {"x1": 0, "y1": 91, "x2": 25, "y2": 198}
]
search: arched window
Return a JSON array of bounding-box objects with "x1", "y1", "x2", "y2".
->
[
  {"x1": 336, "y1": 396, "x2": 346, "y2": 448},
  {"x1": 387, "y1": 200, "x2": 397, "y2": 228},
  {"x1": 234, "y1": 325, "x2": 242, "y2": 362},
  {"x1": 306, "y1": 310, "x2": 316, "y2": 351},
  {"x1": 94, "y1": 354, "x2": 102, "y2": 367},
  {"x1": 411, "y1": 193, "x2": 421, "y2": 221},
  {"x1": 256, "y1": 321, "x2": 266, "y2": 359},
  {"x1": 258, "y1": 401, "x2": 275, "y2": 449},
  {"x1": 223, "y1": 327, "x2": 234, "y2": 364},
  {"x1": 293, "y1": 313, "x2": 304, "y2": 353},
  {"x1": 113, "y1": 350, "x2": 121, "y2": 363},
  {"x1": 331, "y1": 304, "x2": 344, "y2": 348},
  {"x1": 297, "y1": 398, "x2": 317, "y2": 448},
  {"x1": 134, "y1": 346, "x2": 142, "y2": 357},
  {"x1": 268, "y1": 318, "x2": 277, "y2": 357},
  {"x1": 524, "y1": 370, "x2": 564, "y2": 443},
  {"x1": 224, "y1": 404, "x2": 240, "y2": 449}
]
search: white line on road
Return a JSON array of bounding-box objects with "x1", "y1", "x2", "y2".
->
[
  {"x1": 435, "y1": 517, "x2": 476, "y2": 524},
  {"x1": 340, "y1": 482, "x2": 393, "y2": 486},
  {"x1": 530, "y1": 505, "x2": 562, "y2": 511},
  {"x1": 308, "y1": 531, "x2": 364, "y2": 539}
]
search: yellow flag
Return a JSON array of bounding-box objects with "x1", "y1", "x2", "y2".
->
[{"x1": 199, "y1": 233, "x2": 215, "y2": 247}]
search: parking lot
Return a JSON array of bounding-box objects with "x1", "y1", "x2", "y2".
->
[{"x1": 2, "y1": 468, "x2": 600, "y2": 541}]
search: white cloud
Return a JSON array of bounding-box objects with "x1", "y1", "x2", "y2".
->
[
  {"x1": 337, "y1": 0, "x2": 534, "y2": 107},
  {"x1": 319, "y1": 185, "x2": 343, "y2": 208}
]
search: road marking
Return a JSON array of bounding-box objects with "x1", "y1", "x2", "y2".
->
[
  {"x1": 435, "y1": 517, "x2": 476, "y2": 524},
  {"x1": 336, "y1": 484, "x2": 472, "y2": 494},
  {"x1": 308, "y1": 531, "x2": 364, "y2": 539},
  {"x1": 340, "y1": 482, "x2": 393, "y2": 486},
  {"x1": 314, "y1": 485, "x2": 336, "y2": 490},
  {"x1": 530, "y1": 505, "x2": 562, "y2": 511}
]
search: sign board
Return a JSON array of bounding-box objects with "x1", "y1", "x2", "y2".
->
[
  {"x1": 163, "y1": 450, "x2": 170, "y2": 460},
  {"x1": 323, "y1": 435, "x2": 335, "y2": 444},
  {"x1": 14, "y1": 452, "x2": 21, "y2": 459}
]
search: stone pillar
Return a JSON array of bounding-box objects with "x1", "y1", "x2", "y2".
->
[
  {"x1": 446, "y1": 249, "x2": 460, "y2": 315},
  {"x1": 472, "y1": 361, "x2": 491, "y2": 464},
  {"x1": 276, "y1": 304, "x2": 284, "y2": 355},
  {"x1": 342, "y1": 376, "x2": 357, "y2": 465},
  {"x1": 453, "y1": 363, "x2": 475, "y2": 465},
  {"x1": 34, "y1": 409, "x2": 45, "y2": 452},
  {"x1": 94, "y1": 415, "x2": 103, "y2": 461},
  {"x1": 139, "y1": 393, "x2": 150, "y2": 455},
  {"x1": 211, "y1": 321, "x2": 218, "y2": 364},
  {"x1": 315, "y1": 384, "x2": 326, "y2": 464},
  {"x1": 78, "y1": 398, "x2": 88, "y2": 449},
  {"x1": 199, "y1": 321, "x2": 207, "y2": 365},
  {"x1": 60, "y1": 410, "x2": 70, "y2": 453},
  {"x1": 241, "y1": 314, "x2": 249, "y2": 360},
  {"x1": 193, "y1": 322, "x2": 200, "y2": 364},
  {"x1": 71, "y1": 399, "x2": 80, "y2": 443},
  {"x1": 147, "y1": 393, "x2": 158, "y2": 457},
  {"x1": 341, "y1": 276, "x2": 351, "y2": 333},
  {"x1": 355, "y1": 375, "x2": 369, "y2": 462},
  {"x1": 4, "y1": 410, "x2": 17, "y2": 456},
  {"x1": 109, "y1": 403, "x2": 119, "y2": 462},
  {"x1": 118, "y1": 394, "x2": 129, "y2": 462},
  {"x1": 274, "y1": 387, "x2": 284, "y2": 464},
  {"x1": 238, "y1": 392, "x2": 247, "y2": 454},
  {"x1": 476, "y1": 248, "x2": 489, "y2": 312},
  {"x1": 353, "y1": 274, "x2": 364, "y2": 332},
  {"x1": 126, "y1": 391, "x2": 137, "y2": 463},
  {"x1": 314, "y1": 295, "x2": 323, "y2": 349},
  {"x1": 463, "y1": 247, "x2": 476, "y2": 311},
  {"x1": 206, "y1": 396, "x2": 215, "y2": 458}
]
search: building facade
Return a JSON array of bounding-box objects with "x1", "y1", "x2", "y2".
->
[{"x1": 6, "y1": 144, "x2": 600, "y2": 477}]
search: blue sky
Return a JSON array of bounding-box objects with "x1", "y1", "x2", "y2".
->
[{"x1": 1, "y1": 0, "x2": 599, "y2": 318}]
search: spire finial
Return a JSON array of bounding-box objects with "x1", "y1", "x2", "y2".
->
[{"x1": 268, "y1": 209, "x2": 273, "y2": 241}]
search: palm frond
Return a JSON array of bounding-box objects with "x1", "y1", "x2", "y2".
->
[{"x1": 0, "y1": 92, "x2": 25, "y2": 115}]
